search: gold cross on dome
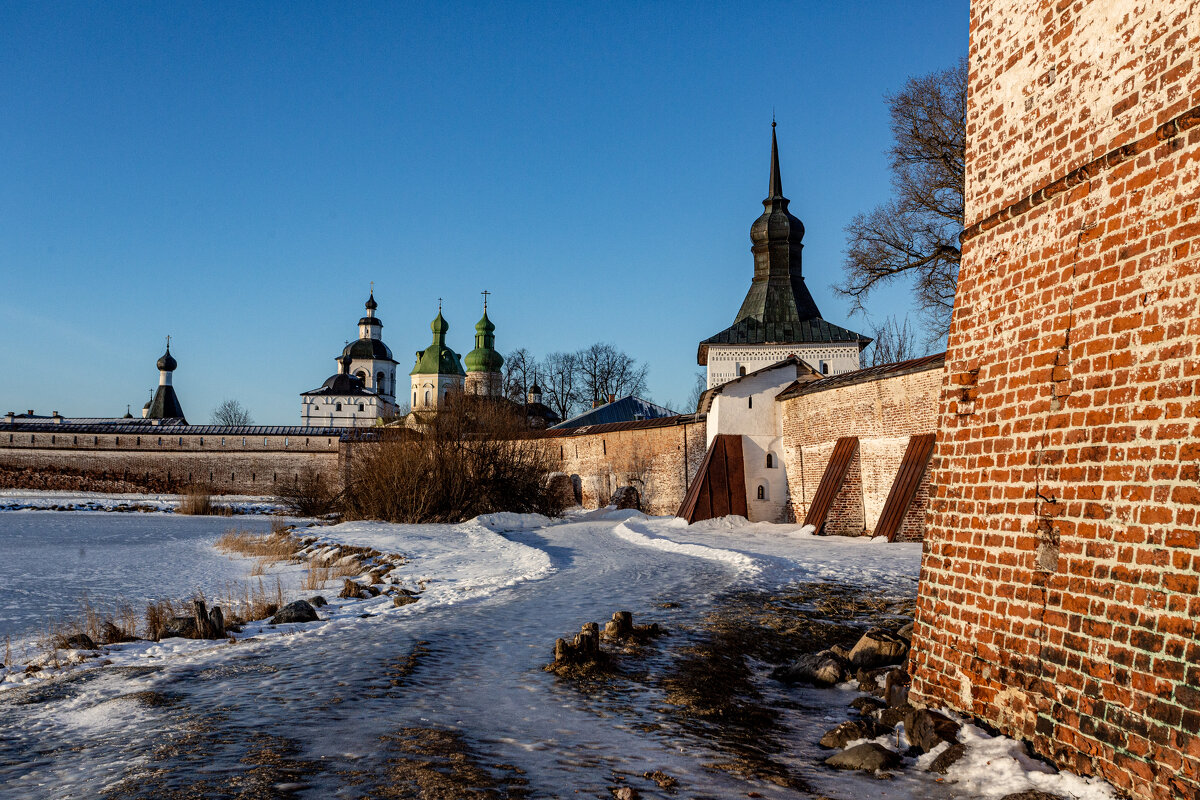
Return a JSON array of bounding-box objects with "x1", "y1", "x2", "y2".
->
[{"x1": 481, "y1": 289, "x2": 490, "y2": 311}]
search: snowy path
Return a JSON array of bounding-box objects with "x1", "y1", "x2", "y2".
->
[{"x1": 0, "y1": 511, "x2": 1109, "y2": 800}]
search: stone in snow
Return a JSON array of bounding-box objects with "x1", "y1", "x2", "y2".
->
[
  {"x1": 824, "y1": 742, "x2": 902, "y2": 771},
  {"x1": 270, "y1": 600, "x2": 319, "y2": 625}
]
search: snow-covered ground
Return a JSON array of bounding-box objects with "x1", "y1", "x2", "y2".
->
[{"x1": 0, "y1": 505, "x2": 1116, "y2": 800}]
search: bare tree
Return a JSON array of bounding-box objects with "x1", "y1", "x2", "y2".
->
[
  {"x1": 502, "y1": 347, "x2": 534, "y2": 404},
  {"x1": 539, "y1": 351, "x2": 580, "y2": 420},
  {"x1": 839, "y1": 57, "x2": 966, "y2": 336},
  {"x1": 211, "y1": 399, "x2": 253, "y2": 426},
  {"x1": 867, "y1": 316, "x2": 922, "y2": 366},
  {"x1": 685, "y1": 372, "x2": 707, "y2": 413},
  {"x1": 574, "y1": 343, "x2": 649, "y2": 406}
]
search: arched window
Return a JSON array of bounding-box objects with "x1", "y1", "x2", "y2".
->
[
  {"x1": 748, "y1": 396, "x2": 753, "y2": 409},
  {"x1": 358, "y1": 403, "x2": 364, "y2": 412},
  {"x1": 757, "y1": 484, "x2": 766, "y2": 500},
  {"x1": 821, "y1": 361, "x2": 829, "y2": 375},
  {"x1": 377, "y1": 372, "x2": 385, "y2": 392},
  {"x1": 336, "y1": 402, "x2": 343, "y2": 411},
  {"x1": 424, "y1": 390, "x2": 431, "y2": 406},
  {"x1": 738, "y1": 366, "x2": 747, "y2": 377},
  {"x1": 355, "y1": 370, "x2": 366, "y2": 383},
  {"x1": 413, "y1": 391, "x2": 417, "y2": 406},
  {"x1": 766, "y1": 453, "x2": 774, "y2": 468}
]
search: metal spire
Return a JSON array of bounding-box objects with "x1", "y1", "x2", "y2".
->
[
  {"x1": 768, "y1": 120, "x2": 783, "y2": 200},
  {"x1": 481, "y1": 289, "x2": 490, "y2": 312}
]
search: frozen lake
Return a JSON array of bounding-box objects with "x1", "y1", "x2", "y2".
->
[{"x1": 0, "y1": 510, "x2": 282, "y2": 643}]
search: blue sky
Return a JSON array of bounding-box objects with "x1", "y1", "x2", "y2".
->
[{"x1": 0, "y1": 2, "x2": 968, "y2": 423}]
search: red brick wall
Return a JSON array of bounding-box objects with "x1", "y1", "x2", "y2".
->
[
  {"x1": 780, "y1": 364, "x2": 943, "y2": 532},
  {"x1": 909, "y1": 3, "x2": 1200, "y2": 799}
]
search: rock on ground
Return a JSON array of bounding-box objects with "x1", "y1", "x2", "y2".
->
[
  {"x1": 270, "y1": 600, "x2": 319, "y2": 625},
  {"x1": 824, "y1": 743, "x2": 902, "y2": 772},
  {"x1": 848, "y1": 628, "x2": 909, "y2": 669},
  {"x1": 906, "y1": 708, "x2": 961, "y2": 753},
  {"x1": 819, "y1": 719, "x2": 883, "y2": 749},
  {"x1": 928, "y1": 742, "x2": 967, "y2": 774},
  {"x1": 773, "y1": 651, "x2": 847, "y2": 687}
]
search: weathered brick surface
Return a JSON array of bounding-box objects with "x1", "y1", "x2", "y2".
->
[
  {"x1": 780, "y1": 365, "x2": 943, "y2": 533},
  {"x1": 536, "y1": 418, "x2": 708, "y2": 515},
  {"x1": 910, "y1": 3, "x2": 1200, "y2": 799},
  {"x1": 0, "y1": 429, "x2": 341, "y2": 494}
]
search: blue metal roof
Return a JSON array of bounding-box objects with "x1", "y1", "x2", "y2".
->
[{"x1": 551, "y1": 395, "x2": 677, "y2": 430}]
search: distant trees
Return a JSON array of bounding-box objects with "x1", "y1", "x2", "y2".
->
[
  {"x1": 867, "y1": 316, "x2": 922, "y2": 366},
  {"x1": 502, "y1": 347, "x2": 535, "y2": 405},
  {"x1": 839, "y1": 57, "x2": 966, "y2": 338},
  {"x1": 504, "y1": 343, "x2": 650, "y2": 421},
  {"x1": 539, "y1": 351, "x2": 580, "y2": 420},
  {"x1": 685, "y1": 372, "x2": 707, "y2": 413},
  {"x1": 211, "y1": 399, "x2": 253, "y2": 426}
]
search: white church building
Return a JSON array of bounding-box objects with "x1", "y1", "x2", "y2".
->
[{"x1": 300, "y1": 291, "x2": 399, "y2": 428}]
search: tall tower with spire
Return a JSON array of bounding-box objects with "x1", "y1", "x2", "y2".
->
[
  {"x1": 409, "y1": 304, "x2": 466, "y2": 412},
  {"x1": 697, "y1": 124, "x2": 870, "y2": 388},
  {"x1": 464, "y1": 291, "x2": 504, "y2": 396},
  {"x1": 146, "y1": 338, "x2": 186, "y2": 422}
]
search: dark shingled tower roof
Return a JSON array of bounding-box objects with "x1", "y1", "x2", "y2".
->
[
  {"x1": 698, "y1": 124, "x2": 869, "y2": 365},
  {"x1": 147, "y1": 344, "x2": 186, "y2": 422}
]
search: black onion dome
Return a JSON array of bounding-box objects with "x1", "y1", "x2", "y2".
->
[
  {"x1": 321, "y1": 373, "x2": 366, "y2": 393},
  {"x1": 157, "y1": 348, "x2": 177, "y2": 371},
  {"x1": 342, "y1": 338, "x2": 394, "y2": 361},
  {"x1": 529, "y1": 381, "x2": 542, "y2": 395},
  {"x1": 365, "y1": 292, "x2": 378, "y2": 311}
]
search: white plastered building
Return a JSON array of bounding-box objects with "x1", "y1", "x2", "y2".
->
[{"x1": 300, "y1": 291, "x2": 399, "y2": 428}]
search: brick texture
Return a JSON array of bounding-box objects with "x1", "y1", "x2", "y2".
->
[
  {"x1": 780, "y1": 364, "x2": 943, "y2": 533},
  {"x1": 909, "y1": 3, "x2": 1200, "y2": 799}
]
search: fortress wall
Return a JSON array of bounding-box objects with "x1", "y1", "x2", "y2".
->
[
  {"x1": 908, "y1": 3, "x2": 1200, "y2": 798},
  {"x1": 534, "y1": 416, "x2": 708, "y2": 515},
  {"x1": 778, "y1": 361, "x2": 943, "y2": 534},
  {"x1": 0, "y1": 428, "x2": 342, "y2": 494}
]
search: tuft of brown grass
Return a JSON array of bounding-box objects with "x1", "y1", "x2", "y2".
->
[
  {"x1": 178, "y1": 485, "x2": 233, "y2": 516},
  {"x1": 301, "y1": 560, "x2": 363, "y2": 591},
  {"x1": 215, "y1": 529, "x2": 303, "y2": 561},
  {"x1": 218, "y1": 578, "x2": 285, "y2": 625},
  {"x1": 144, "y1": 599, "x2": 182, "y2": 642}
]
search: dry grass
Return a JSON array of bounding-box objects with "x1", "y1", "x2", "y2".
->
[
  {"x1": 217, "y1": 578, "x2": 285, "y2": 625},
  {"x1": 301, "y1": 560, "x2": 364, "y2": 591},
  {"x1": 215, "y1": 528, "x2": 303, "y2": 561},
  {"x1": 144, "y1": 598, "x2": 183, "y2": 642},
  {"x1": 177, "y1": 485, "x2": 233, "y2": 516}
]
